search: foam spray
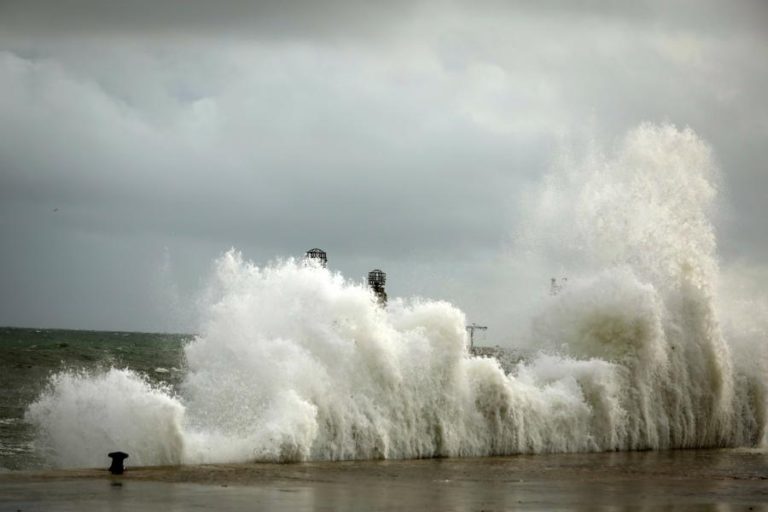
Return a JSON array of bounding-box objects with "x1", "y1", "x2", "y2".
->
[{"x1": 26, "y1": 123, "x2": 767, "y2": 467}]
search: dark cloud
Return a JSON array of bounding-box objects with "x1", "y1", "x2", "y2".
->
[
  {"x1": 2, "y1": 0, "x2": 766, "y2": 40},
  {"x1": 0, "y1": 0, "x2": 421, "y2": 40},
  {"x1": 0, "y1": 1, "x2": 766, "y2": 333}
]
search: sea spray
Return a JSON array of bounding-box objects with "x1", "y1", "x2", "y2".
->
[
  {"x1": 523, "y1": 122, "x2": 761, "y2": 448},
  {"x1": 25, "y1": 369, "x2": 184, "y2": 468},
  {"x1": 25, "y1": 123, "x2": 767, "y2": 467}
]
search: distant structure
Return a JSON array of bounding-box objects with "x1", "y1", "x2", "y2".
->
[
  {"x1": 368, "y1": 269, "x2": 387, "y2": 306},
  {"x1": 466, "y1": 323, "x2": 487, "y2": 351},
  {"x1": 550, "y1": 277, "x2": 568, "y2": 295},
  {"x1": 305, "y1": 248, "x2": 328, "y2": 268}
]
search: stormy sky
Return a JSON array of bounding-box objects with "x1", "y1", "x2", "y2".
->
[{"x1": 1, "y1": 0, "x2": 766, "y2": 336}]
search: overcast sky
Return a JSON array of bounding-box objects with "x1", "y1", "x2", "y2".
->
[{"x1": 1, "y1": 0, "x2": 766, "y2": 336}]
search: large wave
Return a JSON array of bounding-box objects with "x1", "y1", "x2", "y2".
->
[{"x1": 25, "y1": 123, "x2": 767, "y2": 468}]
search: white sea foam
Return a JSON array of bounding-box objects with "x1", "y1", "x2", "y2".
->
[
  {"x1": 25, "y1": 123, "x2": 767, "y2": 467},
  {"x1": 25, "y1": 369, "x2": 184, "y2": 467}
]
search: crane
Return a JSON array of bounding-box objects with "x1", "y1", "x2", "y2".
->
[{"x1": 466, "y1": 323, "x2": 487, "y2": 350}]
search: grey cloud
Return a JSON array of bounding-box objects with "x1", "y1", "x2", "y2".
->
[
  {"x1": 1, "y1": 1, "x2": 767, "y2": 333},
  {"x1": 0, "y1": 0, "x2": 421, "y2": 40},
  {"x1": 2, "y1": 0, "x2": 766, "y2": 40}
]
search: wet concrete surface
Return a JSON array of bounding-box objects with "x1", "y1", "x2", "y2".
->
[{"x1": 1, "y1": 449, "x2": 767, "y2": 511}]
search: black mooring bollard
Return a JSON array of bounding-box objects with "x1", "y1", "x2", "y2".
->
[{"x1": 108, "y1": 451, "x2": 129, "y2": 475}]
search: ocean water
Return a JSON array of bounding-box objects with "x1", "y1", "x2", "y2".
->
[
  {"x1": 3, "y1": 123, "x2": 768, "y2": 471},
  {"x1": 0, "y1": 328, "x2": 188, "y2": 470}
]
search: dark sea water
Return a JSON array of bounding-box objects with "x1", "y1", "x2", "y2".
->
[{"x1": 0, "y1": 327, "x2": 190, "y2": 471}]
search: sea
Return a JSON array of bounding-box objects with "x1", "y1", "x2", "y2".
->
[
  {"x1": 0, "y1": 327, "x2": 189, "y2": 471},
  {"x1": 1, "y1": 322, "x2": 767, "y2": 511}
]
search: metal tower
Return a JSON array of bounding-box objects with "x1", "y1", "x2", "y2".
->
[
  {"x1": 304, "y1": 248, "x2": 327, "y2": 268},
  {"x1": 368, "y1": 269, "x2": 387, "y2": 306}
]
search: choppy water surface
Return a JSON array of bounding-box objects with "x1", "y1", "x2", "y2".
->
[{"x1": 0, "y1": 328, "x2": 188, "y2": 470}]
